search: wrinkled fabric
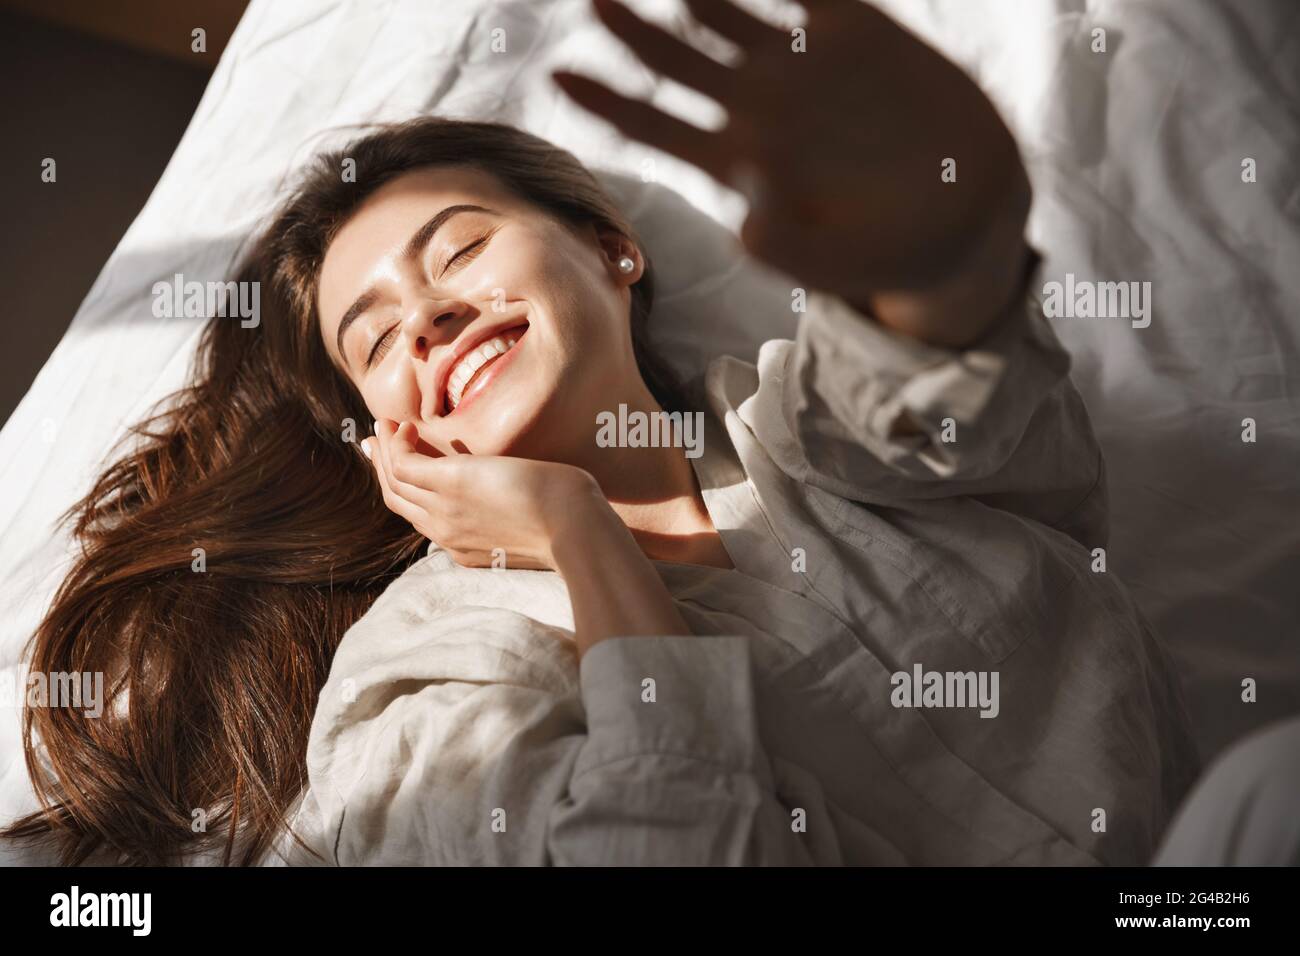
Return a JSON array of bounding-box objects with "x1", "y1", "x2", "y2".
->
[{"x1": 280, "y1": 280, "x2": 1200, "y2": 866}]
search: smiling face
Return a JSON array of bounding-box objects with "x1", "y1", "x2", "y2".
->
[{"x1": 317, "y1": 165, "x2": 648, "y2": 462}]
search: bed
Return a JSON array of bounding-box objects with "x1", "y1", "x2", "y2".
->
[{"x1": 2, "y1": 0, "x2": 1297, "y2": 863}]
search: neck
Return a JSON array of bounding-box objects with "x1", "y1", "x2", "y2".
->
[{"x1": 566, "y1": 389, "x2": 732, "y2": 569}]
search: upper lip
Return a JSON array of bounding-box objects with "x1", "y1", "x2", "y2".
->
[{"x1": 428, "y1": 317, "x2": 530, "y2": 418}]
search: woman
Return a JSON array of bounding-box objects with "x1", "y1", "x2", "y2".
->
[{"x1": 4, "y1": 0, "x2": 1197, "y2": 865}]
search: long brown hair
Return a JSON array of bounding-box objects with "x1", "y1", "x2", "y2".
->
[{"x1": 2, "y1": 117, "x2": 675, "y2": 865}]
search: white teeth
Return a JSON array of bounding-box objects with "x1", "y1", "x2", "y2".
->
[{"x1": 445, "y1": 333, "x2": 521, "y2": 411}]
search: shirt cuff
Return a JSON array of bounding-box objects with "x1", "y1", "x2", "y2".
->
[{"x1": 791, "y1": 256, "x2": 1054, "y2": 476}]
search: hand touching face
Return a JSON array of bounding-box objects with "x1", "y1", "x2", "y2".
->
[{"x1": 362, "y1": 419, "x2": 606, "y2": 569}]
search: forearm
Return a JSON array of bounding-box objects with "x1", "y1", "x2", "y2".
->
[{"x1": 548, "y1": 487, "x2": 691, "y2": 658}]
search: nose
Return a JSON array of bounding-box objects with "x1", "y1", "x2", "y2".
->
[{"x1": 401, "y1": 297, "x2": 470, "y2": 362}]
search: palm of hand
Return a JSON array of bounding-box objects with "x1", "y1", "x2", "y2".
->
[{"x1": 557, "y1": 0, "x2": 1021, "y2": 301}]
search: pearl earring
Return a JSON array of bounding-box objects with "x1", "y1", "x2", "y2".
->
[{"x1": 617, "y1": 255, "x2": 635, "y2": 274}]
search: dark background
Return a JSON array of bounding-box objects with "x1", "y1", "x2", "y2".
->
[{"x1": 0, "y1": 0, "x2": 247, "y2": 426}]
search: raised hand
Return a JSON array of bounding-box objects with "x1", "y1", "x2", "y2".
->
[{"x1": 556, "y1": 0, "x2": 1031, "y2": 344}]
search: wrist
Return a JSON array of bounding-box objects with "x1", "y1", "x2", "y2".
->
[
  {"x1": 543, "y1": 480, "x2": 689, "y2": 656},
  {"x1": 542, "y1": 471, "x2": 624, "y2": 572},
  {"x1": 863, "y1": 165, "x2": 1032, "y2": 349}
]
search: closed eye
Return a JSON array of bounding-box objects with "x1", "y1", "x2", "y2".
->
[
  {"x1": 366, "y1": 323, "x2": 399, "y2": 368},
  {"x1": 365, "y1": 234, "x2": 493, "y2": 369},
  {"x1": 441, "y1": 233, "x2": 490, "y2": 276}
]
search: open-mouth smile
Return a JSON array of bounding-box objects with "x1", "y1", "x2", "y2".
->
[{"x1": 438, "y1": 321, "x2": 529, "y2": 416}]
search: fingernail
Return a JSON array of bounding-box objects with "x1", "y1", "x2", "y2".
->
[{"x1": 360, "y1": 439, "x2": 373, "y2": 460}]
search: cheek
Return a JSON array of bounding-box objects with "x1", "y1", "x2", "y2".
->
[
  {"x1": 527, "y1": 241, "x2": 625, "y2": 349},
  {"x1": 359, "y1": 360, "x2": 422, "y2": 422}
]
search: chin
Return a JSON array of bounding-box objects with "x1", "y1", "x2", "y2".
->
[
  {"x1": 491, "y1": 404, "x2": 555, "y2": 459},
  {"x1": 418, "y1": 392, "x2": 546, "y2": 457}
]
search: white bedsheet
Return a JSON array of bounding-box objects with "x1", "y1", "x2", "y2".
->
[{"x1": 2, "y1": 0, "x2": 1297, "y2": 858}]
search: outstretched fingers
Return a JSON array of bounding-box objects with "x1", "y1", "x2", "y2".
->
[
  {"x1": 591, "y1": 0, "x2": 736, "y2": 101},
  {"x1": 553, "y1": 70, "x2": 730, "y2": 179},
  {"x1": 681, "y1": 0, "x2": 788, "y2": 48}
]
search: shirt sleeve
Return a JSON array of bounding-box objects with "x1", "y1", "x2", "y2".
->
[
  {"x1": 305, "y1": 602, "x2": 820, "y2": 866},
  {"x1": 768, "y1": 253, "x2": 1108, "y2": 546},
  {"x1": 549, "y1": 635, "x2": 816, "y2": 865}
]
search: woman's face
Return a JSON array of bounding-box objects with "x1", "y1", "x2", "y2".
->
[{"x1": 317, "y1": 165, "x2": 645, "y2": 461}]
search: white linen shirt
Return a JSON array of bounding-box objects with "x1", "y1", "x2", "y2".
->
[{"x1": 279, "y1": 281, "x2": 1200, "y2": 866}]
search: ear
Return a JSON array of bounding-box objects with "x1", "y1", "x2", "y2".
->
[{"x1": 594, "y1": 226, "x2": 645, "y2": 286}]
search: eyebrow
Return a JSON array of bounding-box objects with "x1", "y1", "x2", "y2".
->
[{"x1": 334, "y1": 203, "x2": 495, "y2": 368}]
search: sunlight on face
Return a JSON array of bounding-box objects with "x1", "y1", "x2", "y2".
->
[{"x1": 317, "y1": 165, "x2": 644, "y2": 460}]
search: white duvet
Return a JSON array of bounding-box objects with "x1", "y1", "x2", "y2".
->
[{"x1": 1, "y1": 0, "x2": 1297, "y2": 862}]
